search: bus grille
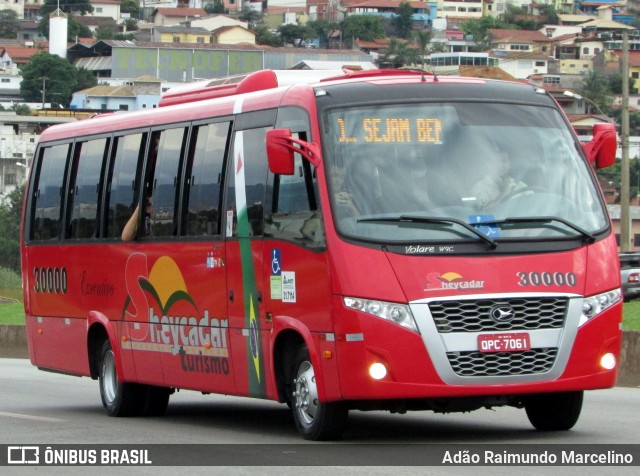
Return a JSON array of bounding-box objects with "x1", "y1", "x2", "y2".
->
[
  {"x1": 429, "y1": 297, "x2": 567, "y2": 333},
  {"x1": 446, "y1": 348, "x2": 558, "y2": 377}
]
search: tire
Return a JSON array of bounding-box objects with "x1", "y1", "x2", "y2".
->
[
  {"x1": 290, "y1": 345, "x2": 348, "y2": 440},
  {"x1": 524, "y1": 391, "x2": 583, "y2": 431},
  {"x1": 98, "y1": 340, "x2": 146, "y2": 417}
]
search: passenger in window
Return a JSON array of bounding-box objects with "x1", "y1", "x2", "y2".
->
[{"x1": 121, "y1": 196, "x2": 152, "y2": 241}]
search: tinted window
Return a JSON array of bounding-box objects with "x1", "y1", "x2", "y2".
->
[
  {"x1": 68, "y1": 138, "x2": 109, "y2": 239},
  {"x1": 265, "y1": 148, "x2": 324, "y2": 247},
  {"x1": 105, "y1": 133, "x2": 145, "y2": 239},
  {"x1": 31, "y1": 144, "x2": 70, "y2": 241},
  {"x1": 184, "y1": 122, "x2": 230, "y2": 237},
  {"x1": 228, "y1": 127, "x2": 270, "y2": 238},
  {"x1": 148, "y1": 127, "x2": 187, "y2": 238}
]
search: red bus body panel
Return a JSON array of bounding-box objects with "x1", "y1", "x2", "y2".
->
[{"x1": 21, "y1": 70, "x2": 622, "y2": 424}]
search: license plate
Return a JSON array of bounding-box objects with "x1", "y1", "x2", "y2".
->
[{"x1": 477, "y1": 333, "x2": 531, "y2": 353}]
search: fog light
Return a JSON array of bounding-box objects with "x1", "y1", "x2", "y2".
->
[
  {"x1": 600, "y1": 353, "x2": 616, "y2": 370},
  {"x1": 369, "y1": 362, "x2": 387, "y2": 380}
]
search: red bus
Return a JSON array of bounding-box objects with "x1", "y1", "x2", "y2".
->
[{"x1": 21, "y1": 69, "x2": 621, "y2": 440}]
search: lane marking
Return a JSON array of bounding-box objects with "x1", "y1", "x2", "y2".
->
[{"x1": 0, "y1": 411, "x2": 63, "y2": 422}]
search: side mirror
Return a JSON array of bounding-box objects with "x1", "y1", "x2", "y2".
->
[
  {"x1": 266, "y1": 128, "x2": 322, "y2": 174},
  {"x1": 581, "y1": 123, "x2": 617, "y2": 169},
  {"x1": 266, "y1": 129, "x2": 295, "y2": 175}
]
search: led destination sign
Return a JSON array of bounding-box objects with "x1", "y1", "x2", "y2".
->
[{"x1": 337, "y1": 117, "x2": 443, "y2": 144}]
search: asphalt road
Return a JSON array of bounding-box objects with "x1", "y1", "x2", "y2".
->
[{"x1": 0, "y1": 358, "x2": 638, "y2": 475}]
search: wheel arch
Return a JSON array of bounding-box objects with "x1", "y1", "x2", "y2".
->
[
  {"x1": 87, "y1": 311, "x2": 120, "y2": 380},
  {"x1": 272, "y1": 315, "x2": 329, "y2": 404}
]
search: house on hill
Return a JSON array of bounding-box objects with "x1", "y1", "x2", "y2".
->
[
  {"x1": 152, "y1": 8, "x2": 208, "y2": 26},
  {"x1": 70, "y1": 75, "x2": 164, "y2": 111},
  {"x1": 74, "y1": 15, "x2": 119, "y2": 35},
  {"x1": 0, "y1": 45, "x2": 45, "y2": 68},
  {"x1": 487, "y1": 29, "x2": 555, "y2": 79}
]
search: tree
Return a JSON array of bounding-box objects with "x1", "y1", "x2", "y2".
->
[
  {"x1": 238, "y1": 5, "x2": 263, "y2": 27},
  {"x1": 340, "y1": 15, "x2": 386, "y2": 48},
  {"x1": 205, "y1": 0, "x2": 227, "y2": 15},
  {"x1": 95, "y1": 23, "x2": 118, "y2": 40},
  {"x1": 120, "y1": 0, "x2": 140, "y2": 18},
  {"x1": 76, "y1": 67, "x2": 98, "y2": 92},
  {"x1": 608, "y1": 73, "x2": 638, "y2": 95},
  {"x1": 500, "y1": 5, "x2": 526, "y2": 29},
  {"x1": 538, "y1": 4, "x2": 560, "y2": 26},
  {"x1": 40, "y1": 0, "x2": 93, "y2": 16},
  {"x1": 39, "y1": 15, "x2": 93, "y2": 41},
  {"x1": 579, "y1": 72, "x2": 613, "y2": 115},
  {"x1": 462, "y1": 15, "x2": 505, "y2": 51},
  {"x1": 393, "y1": 2, "x2": 414, "y2": 39},
  {"x1": 123, "y1": 18, "x2": 138, "y2": 32},
  {"x1": 278, "y1": 23, "x2": 313, "y2": 47},
  {"x1": 12, "y1": 104, "x2": 32, "y2": 116},
  {"x1": 255, "y1": 26, "x2": 283, "y2": 46},
  {"x1": 19, "y1": 53, "x2": 79, "y2": 107},
  {"x1": 413, "y1": 29, "x2": 432, "y2": 68},
  {"x1": 307, "y1": 19, "x2": 340, "y2": 49},
  {"x1": 0, "y1": 9, "x2": 19, "y2": 39},
  {"x1": 0, "y1": 185, "x2": 24, "y2": 273},
  {"x1": 382, "y1": 37, "x2": 418, "y2": 68}
]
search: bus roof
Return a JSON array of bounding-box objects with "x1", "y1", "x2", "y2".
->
[
  {"x1": 158, "y1": 69, "x2": 351, "y2": 107},
  {"x1": 37, "y1": 70, "x2": 540, "y2": 144}
]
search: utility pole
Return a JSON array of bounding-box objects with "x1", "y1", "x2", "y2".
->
[{"x1": 621, "y1": 30, "x2": 631, "y2": 252}]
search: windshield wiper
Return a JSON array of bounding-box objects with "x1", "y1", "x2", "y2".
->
[
  {"x1": 477, "y1": 216, "x2": 596, "y2": 243},
  {"x1": 357, "y1": 215, "x2": 497, "y2": 249}
]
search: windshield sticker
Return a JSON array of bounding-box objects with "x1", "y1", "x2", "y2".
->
[
  {"x1": 425, "y1": 272, "x2": 485, "y2": 291},
  {"x1": 470, "y1": 214, "x2": 500, "y2": 238},
  {"x1": 282, "y1": 271, "x2": 297, "y2": 303}
]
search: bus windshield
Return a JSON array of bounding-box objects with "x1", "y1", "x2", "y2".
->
[{"x1": 323, "y1": 101, "x2": 609, "y2": 246}]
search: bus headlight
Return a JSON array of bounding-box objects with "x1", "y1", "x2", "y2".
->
[
  {"x1": 344, "y1": 297, "x2": 419, "y2": 333},
  {"x1": 580, "y1": 289, "x2": 621, "y2": 327}
]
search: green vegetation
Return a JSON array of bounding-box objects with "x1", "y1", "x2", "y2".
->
[
  {"x1": 0, "y1": 303, "x2": 24, "y2": 325},
  {"x1": 0, "y1": 268, "x2": 21, "y2": 288},
  {"x1": 0, "y1": 268, "x2": 23, "y2": 324},
  {"x1": 622, "y1": 301, "x2": 640, "y2": 331}
]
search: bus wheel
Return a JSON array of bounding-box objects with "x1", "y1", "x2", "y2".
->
[
  {"x1": 99, "y1": 340, "x2": 145, "y2": 417},
  {"x1": 524, "y1": 391, "x2": 583, "y2": 431},
  {"x1": 290, "y1": 346, "x2": 348, "y2": 440}
]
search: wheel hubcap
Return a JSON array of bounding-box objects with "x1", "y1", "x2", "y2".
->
[
  {"x1": 102, "y1": 349, "x2": 117, "y2": 404},
  {"x1": 293, "y1": 360, "x2": 319, "y2": 426}
]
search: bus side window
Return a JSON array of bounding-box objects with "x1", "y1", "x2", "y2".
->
[
  {"x1": 105, "y1": 133, "x2": 145, "y2": 239},
  {"x1": 147, "y1": 127, "x2": 187, "y2": 239},
  {"x1": 30, "y1": 143, "x2": 71, "y2": 241},
  {"x1": 265, "y1": 148, "x2": 325, "y2": 247},
  {"x1": 67, "y1": 138, "x2": 109, "y2": 240},
  {"x1": 227, "y1": 127, "x2": 270, "y2": 237},
  {"x1": 183, "y1": 121, "x2": 229, "y2": 237}
]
